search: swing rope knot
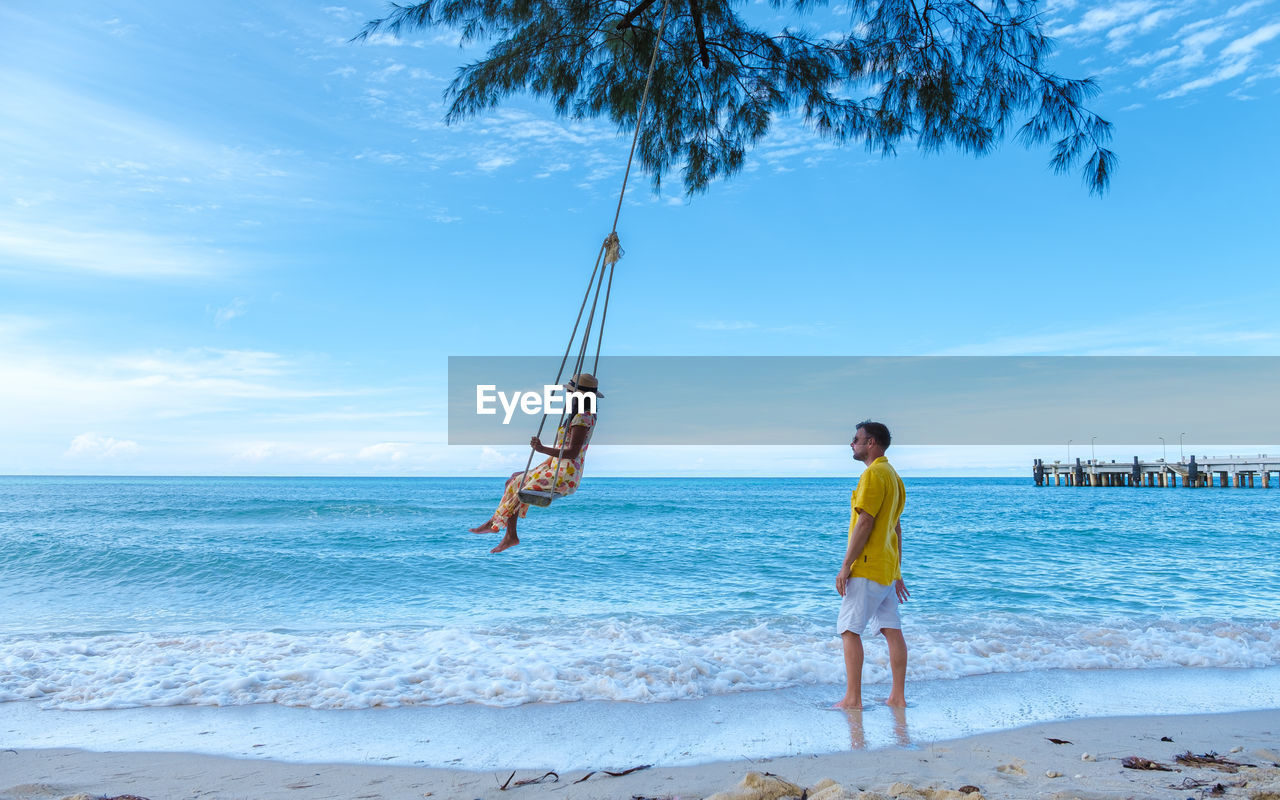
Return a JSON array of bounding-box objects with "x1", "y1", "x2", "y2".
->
[{"x1": 602, "y1": 232, "x2": 623, "y2": 266}]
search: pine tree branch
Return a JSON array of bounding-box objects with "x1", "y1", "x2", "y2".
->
[{"x1": 355, "y1": 0, "x2": 1115, "y2": 193}]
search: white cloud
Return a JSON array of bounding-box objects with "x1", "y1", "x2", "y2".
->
[
  {"x1": 357, "y1": 442, "x2": 411, "y2": 461},
  {"x1": 477, "y1": 155, "x2": 516, "y2": 172},
  {"x1": 696, "y1": 320, "x2": 760, "y2": 331},
  {"x1": 354, "y1": 149, "x2": 407, "y2": 164},
  {"x1": 1135, "y1": 25, "x2": 1230, "y2": 89},
  {"x1": 1226, "y1": 0, "x2": 1269, "y2": 18},
  {"x1": 1126, "y1": 45, "x2": 1179, "y2": 66},
  {"x1": 0, "y1": 221, "x2": 221, "y2": 278},
  {"x1": 118, "y1": 348, "x2": 289, "y2": 381},
  {"x1": 0, "y1": 72, "x2": 294, "y2": 189},
  {"x1": 1053, "y1": 0, "x2": 1162, "y2": 37},
  {"x1": 66, "y1": 433, "x2": 140, "y2": 458},
  {"x1": 0, "y1": 314, "x2": 50, "y2": 340},
  {"x1": 370, "y1": 63, "x2": 406, "y2": 82},
  {"x1": 1153, "y1": 21, "x2": 1280, "y2": 98},
  {"x1": 99, "y1": 18, "x2": 138, "y2": 37},
  {"x1": 266, "y1": 410, "x2": 432, "y2": 423},
  {"x1": 322, "y1": 6, "x2": 360, "y2": 21},
  {"x1": 1139, "y1": 7, "x2": 1180, "y2": 31},
  {"x1": 1252, "y1": 63, "x2": 1280, "y2": 79},
  {"x1": 479, "y1": 446, "x2": 521, "y2": 471},
  {"x1": 1159, "y1": 59, "x2": 1251, "y2": 97},
  {"x1": 0, "y1": 342, "x2": 380, "y2": 454},
  {"x1": 1106, "y1": 7, "x2": 1184, "y2": 50},
  {"x1": 1180, "y1": 25, "x2": 1231, "y2": 56},
  {"x1": 1222, "y1": 21, "x2": 1280, "y2": 55},
  {"x1": 426, "y1": 30, "x2": 465, "y2": 47},
  {"x1": 933, "y1": 316, "x2": 1280, "y2": 356},
  {"x1": 352, "y1": 32, "x2": 424, "y2": 48},
  {"x1": 229, "y1": 440, "x2": 419, "y2": 466},
  {"x1": 213, "y1": 298, "x2": 249, "y2": 327},
  {"x1": 235, "y1": 442, "x2": 279, "y2": 462}
]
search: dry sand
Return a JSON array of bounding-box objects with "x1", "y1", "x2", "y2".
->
[{"x1": 3, "y1": 709, "x2": 1278, "y2": 800}]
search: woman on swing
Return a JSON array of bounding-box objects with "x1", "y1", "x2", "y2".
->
[{"x1": 469, "y1": 373, "x2": 601, "y2": 554}]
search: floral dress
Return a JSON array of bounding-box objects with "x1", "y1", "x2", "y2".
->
[{"x1": 491, "y1": 412, "x2": 597, "y2": 528}]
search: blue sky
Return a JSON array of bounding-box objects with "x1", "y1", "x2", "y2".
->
[{"x1": 1, "y1": 0, "x2": 1278, "y2": 476}]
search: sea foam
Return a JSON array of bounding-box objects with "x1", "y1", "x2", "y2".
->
[{"x1": 2, "y1": 616, "x2": 1275, "y2": 710}]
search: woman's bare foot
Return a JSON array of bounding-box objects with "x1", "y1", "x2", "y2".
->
[
  {"x1": 490, "y1": 533, "x2": 519, "y2": 553},
  {"x1": 832, "y1": 696, "x2": 863, "y2": 710},
  {"x1": 468, "y1": 520, "x2": 499, "y2": 533},
  {"x1": 885, "y1": 693, "x2": 907, "y2": 708}
]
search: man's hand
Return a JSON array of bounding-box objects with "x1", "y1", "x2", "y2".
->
[
  {"x1": 836, "y1": 570, "x2": 848, "y2": 597},
  {"x1": 894, "y1": 579, "x2": 910, "y2": 603}
]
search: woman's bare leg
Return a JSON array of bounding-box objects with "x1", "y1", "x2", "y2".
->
[
  {"x1": 471, "y1": 473, "x2": 523, "y2": 533},
  {"x1": 490, "y1": 514, "x2": 520, "y2": 553}
]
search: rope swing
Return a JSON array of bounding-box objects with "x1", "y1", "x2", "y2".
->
[{"x1": 515, "y1": 0, "x2": 671, "y2": 508}]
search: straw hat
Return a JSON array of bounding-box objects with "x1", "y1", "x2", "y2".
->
[{"x1": 566, "y1": 372, "x2": 603, "y2": 397}]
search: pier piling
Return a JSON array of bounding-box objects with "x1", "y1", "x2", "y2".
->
[{"x1": 1034, "y1": 453, "x2": 1278, "y2": 489}]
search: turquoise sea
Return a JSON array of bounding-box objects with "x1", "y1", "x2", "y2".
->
[{"x1": 2, "y1": 476, "x2": 1277, "y2": 715}]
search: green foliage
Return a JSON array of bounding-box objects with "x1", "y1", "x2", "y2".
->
[{"x1": 356, "y1": 0, "x2": 1116, "y2": 194}]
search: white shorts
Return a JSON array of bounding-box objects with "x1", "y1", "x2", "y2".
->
[{"x1": 837, "y1": 577, "x2": 902, "y2": 636}]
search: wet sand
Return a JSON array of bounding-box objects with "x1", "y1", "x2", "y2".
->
[{"x1": 3, "y1": 709, "x2": 1279, "y2": 799}]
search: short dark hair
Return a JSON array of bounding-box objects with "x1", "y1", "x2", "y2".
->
[{"x1": 856, "y1": 420, "x2": 891, "y2": 449}]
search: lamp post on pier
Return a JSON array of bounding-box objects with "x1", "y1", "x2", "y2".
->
[
  {"x1": 1159, "y1": 436, "x2": 1166, "y2": 462},
  {"x1": 1091, "y1": 436, "x2": 1096, "y2": 463},
  {"x1": 1068, "y1": 439, "x2": 1072, "y2": 463},
  {"x1": 1180, "y1": 432, "x2": 1186, "y2": 463}
]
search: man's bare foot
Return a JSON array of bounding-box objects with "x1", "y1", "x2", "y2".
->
[
  {"x1": 885, "y1": 694, "x2": 907, "y2": 708},
  {"x1": 832, "y1": 697, "x2": 863, "y2": 710},
  {"x1": 468, "y1": 521, "x2": 498, "y2": 533},
  {"x1": 490, "y1": 533, "x2": 519, "y2": 553}
]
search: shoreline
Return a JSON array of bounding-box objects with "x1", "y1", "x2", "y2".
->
[
  {"x1": 5, "y1": 667, "x2": 1280, "y2": 770},
  {"x1": 4, "y1": 709, "x2": 1279, "y2": 799}
]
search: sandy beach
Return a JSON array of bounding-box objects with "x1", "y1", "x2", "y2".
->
[{"x1": 4, "y1": 709, "x2": 1279, "y2": 800}]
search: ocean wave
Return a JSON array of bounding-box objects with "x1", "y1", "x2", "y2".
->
[{"x1": 1, "y1": 616, "x2": 1276, "y2": 710}]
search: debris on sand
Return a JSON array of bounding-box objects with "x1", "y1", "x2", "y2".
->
[
  {"x1": 572, "y1": 764, "x2": 652, "y2": 783},
  {"x1": 1121, "y1": 756, "x2": 1175, "y2": 771},
  {"x1": 1174, "y1": 751, "x2": 1256, "y2": 772},
  {"x1": 498, "y1": 770, "x2": 558, "y2": 789}
]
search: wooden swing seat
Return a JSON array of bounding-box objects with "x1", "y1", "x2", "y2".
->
[{"x1": 518, "y1": 489, "x2": 556, "y2": 507}]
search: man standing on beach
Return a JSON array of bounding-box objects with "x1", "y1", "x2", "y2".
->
[{"x1": 835, "y1": 420, "x2": 909, "y2": 709}]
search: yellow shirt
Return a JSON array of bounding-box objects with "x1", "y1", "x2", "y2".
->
[{"x1": 847, "y1": 456, "x2": 905, "y2": 585}]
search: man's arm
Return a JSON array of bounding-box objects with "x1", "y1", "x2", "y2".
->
[
  {"x1": 895, "y1": 520, "x2": 902, "y2": 574},
  {"x1": 836, "y1": 509, "x2": 875, "y2": 596},
  {"x1": 893, "y1": 519, "x2": 910, "y2": 603}
]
